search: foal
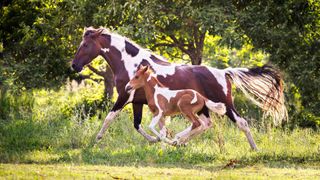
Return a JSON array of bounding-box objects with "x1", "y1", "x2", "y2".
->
[{"x1": 125, "y1": 66, "x2": 226, "y2": 145}]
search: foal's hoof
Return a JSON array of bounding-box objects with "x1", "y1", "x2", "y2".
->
[{"x1": 172, "y1": 140, "x2": 178, "y2": 146}]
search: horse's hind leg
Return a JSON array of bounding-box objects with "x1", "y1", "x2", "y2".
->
[{"x1": 226, "y1": 107, "x2": 258, "y2": 150}]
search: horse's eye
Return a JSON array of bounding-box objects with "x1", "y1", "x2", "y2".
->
[
  {"x1": 135, "y1": 76, "x2": 139, "y2": 79},
  {"x1": 84, "y1": 31, "x2": 90, "y2": 36},
  {"x1": 83, "y1": 43, "x2": 88, "y2": 48}
]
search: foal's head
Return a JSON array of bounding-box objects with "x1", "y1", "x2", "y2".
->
[
  {"x1": 72, "y1": 27, "x2": 109, "y2": 72},
  {"x1": 125, "y1": 65, "x2": 152, "y2": 93}
]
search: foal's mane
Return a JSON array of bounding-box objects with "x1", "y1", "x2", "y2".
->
[
  {"x1": 84, "y1": 27, "x2": 169, "y2": 63},
  {"x1": 144, "y1": 68, "x2": 168, "y2": 88}
]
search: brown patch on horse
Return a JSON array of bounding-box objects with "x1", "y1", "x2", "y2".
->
[{"x1": 125, "y1": 40, "x2": 139, "y2": 57}]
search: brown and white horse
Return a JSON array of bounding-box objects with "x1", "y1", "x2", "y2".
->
[
  {"x1": 72, "y1": 27, "x2": 287, "y2": 150},
  {"x1": 125, "y1": 65, "x2": 226, "y2": 145}
]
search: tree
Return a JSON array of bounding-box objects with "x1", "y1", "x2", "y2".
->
[
  {"x1": 1, "y1": 0, "x2": 77, "y2": 89},
  {"x1": 85, "y1": 65, "x2": 115, "y2": 98},
  {"x1": 233, "y1": 0, "x2": 320, "y2": 125},
  {"x1": 93, "y1": 0, "x2": 235, "y2": 65}
]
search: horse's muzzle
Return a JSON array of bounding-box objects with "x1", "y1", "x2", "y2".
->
[{"x1": 71, "y1": 63, "x2": 83, "y2": 72}]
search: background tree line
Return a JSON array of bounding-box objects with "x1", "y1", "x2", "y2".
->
[{"x1": 1, "y1": 0, "x2": 319, "y2": 128}]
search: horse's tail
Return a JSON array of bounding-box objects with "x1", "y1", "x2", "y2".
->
[
  {"x1": 205, "y1": 100, "x2": 226, "y2": 115},
  {"x1": 225, "y1": 65, "x2": 288, "y2": 124}
]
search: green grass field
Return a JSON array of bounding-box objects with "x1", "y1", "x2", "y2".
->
[
  {"x1": 1, "y1": 88, "x2": 319, "y2": 179},
  {"x1": 1, "y1": 115, "x2": 319, "y2": 179},
  {"x1": 1, "y1": 163, "x2": 320, "y2": 179}
]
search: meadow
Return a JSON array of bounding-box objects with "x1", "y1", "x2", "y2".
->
[{"x1": 0, "y1": 82, "x2": 319, "y2": 179}]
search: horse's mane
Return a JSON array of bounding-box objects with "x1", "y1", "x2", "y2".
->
[{"x1": 84, "y1": 27, "x2": 169, "y2": 62}]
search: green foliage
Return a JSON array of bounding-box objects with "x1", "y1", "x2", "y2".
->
[
  {"x1": 234, "y1": 0, "x2": 320, "y2": 120},
  {"x1": 1, "y1": 0, "x2": 85, "y2": 89},
  {"x1": 1, "y1": 0, "x2": 319, "y2": 128},
  {"x1": 0, "y1": 80, "x2": 107, "y2": 157}
]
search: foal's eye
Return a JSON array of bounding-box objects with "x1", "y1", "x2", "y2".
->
[{"x1": 135, "y1": 76, "x2": 139, "y2": 79}]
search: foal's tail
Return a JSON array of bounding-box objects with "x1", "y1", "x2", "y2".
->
[
  {"x1": 205, "y1": 100, "x2": 226, "y2": 116},
  {"x1": 225, "y1": 65, "x2": 288, "y2": 125}
]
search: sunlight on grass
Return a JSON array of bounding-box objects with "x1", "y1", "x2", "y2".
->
[{"x1": 1, "y1": 163, "x2": 320, "y2": 179}]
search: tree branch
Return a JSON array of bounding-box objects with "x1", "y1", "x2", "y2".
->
[
  {"x1": 169, "y1": 35, "x2": 191, "y2": 55},
  {"x1": 87, "y1": 65, "x2": 106, "y2": 77},
  {"x1": 151, "y1": 43, "x2": 176, "y2": 49}
]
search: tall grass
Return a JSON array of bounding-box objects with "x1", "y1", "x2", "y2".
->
[{"x1": 0, "y1": 81, "x2": 319, "y2": 169}]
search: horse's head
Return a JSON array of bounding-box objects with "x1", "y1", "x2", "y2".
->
[
  {"x1": 125, "y1": 65, "x2": 151, "y2": 93},
  {"x1": 72, "y1": 27, "x2": 105, "y2": 72}
]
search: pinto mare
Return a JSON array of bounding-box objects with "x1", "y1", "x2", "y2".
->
[
  {"x1": 71, "y1": 27, "x2": 287, "y2": 150},
  {"x1": 125, "y1": 65, "x2": 226, "y2": 145}
]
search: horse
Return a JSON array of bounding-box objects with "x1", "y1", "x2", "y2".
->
[
  {"x1": 125, "y1": 65, "x2": 226, "y2": 145},
  {"x1": 71, "y1": 27, "x2": 287, "y2": 150}
]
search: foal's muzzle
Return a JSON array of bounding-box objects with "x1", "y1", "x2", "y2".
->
[{"x1": 125, "y1": 84, "x2": 133, "y2": 93}]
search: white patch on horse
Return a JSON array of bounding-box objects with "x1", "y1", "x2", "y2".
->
[
  {"x1": 232, "y1": 111, "x2": 249, "y2": 132},
  {"x1": 101, "y1": 48, "x2": 110, "y2": 53},
  {"x1": 190, "y1": 91, "x2": 197, "y2": 104},
  {"x1": 154, "y1": 84, "x2": 179, "y2": 103},
  {"x1": 207, "y1": 67, "x2": 228, "y2": 95},
  {"x1": 125, "y1": 89, "x2": 136, "y2": 104},
  {"x1": 109, "y1": 33, "x2": 177, "y2": 79}
]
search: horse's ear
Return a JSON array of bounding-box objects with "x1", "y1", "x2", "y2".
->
[{"x1": 92, "y1": 29, "x2": 103, "y2": 38}]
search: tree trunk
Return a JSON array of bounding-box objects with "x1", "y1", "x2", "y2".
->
[
  {"x1": 87, "y1": 65, "x2": 114, "y2": 99},
  {"x1": 189, "y1": 52, "x2": 203, "y2": 65},
  {"x1": 103, "y1": 68, "x2": 114, "y2": 99},
  {"x1": 166, "y1": 26, "x2": 206, "y2": 65}
]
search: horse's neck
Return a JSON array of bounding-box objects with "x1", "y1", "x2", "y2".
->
[
  {"x1": 99, "y1": 35, "x2": 125, "y2": 76},
  {"x1": 100, "y1": 34, "x2": 173, "y2": 80}
]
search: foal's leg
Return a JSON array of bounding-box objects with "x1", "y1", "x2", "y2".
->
[
  {"x1": 177, "y1": 114, "x2": 204, "y2": 145},
  {"x1": 133, "y1": 103, "x2": 159, "y2": 143},
  {"x1": 149, "y1": 113, "x2": 173, "y2": 144},
  {"x1": 226, "y1": 107, "x2": 258, "y2": 150},
  {"x1": 158, "y1": 117, "x2": 167, "y2": 138},
  {"x1": 96, "y1": 94, "x2": 129, "y2": 141},
  {"x1": 198, "y1": 107, "x2": 213, "y2": 131}
]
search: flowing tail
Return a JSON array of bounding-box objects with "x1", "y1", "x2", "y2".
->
[
  {"x1": 225, "y1": 65, "x2": 288, "y2": 124},
  {"x1": 205, "y1": 100, "x2": 226, "y2": 115}
]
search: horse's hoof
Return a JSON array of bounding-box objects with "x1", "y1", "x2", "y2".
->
[
  {"x1": 148, "y1": 136, "x2": 161, "y2": 144},
  {"x1": 96, "y1": 135, "x2": 102, "y2": 141}
]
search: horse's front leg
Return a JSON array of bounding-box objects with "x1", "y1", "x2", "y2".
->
[
  {"x1": 132, "y1": 103, "x2": 159, "y2": 143},
  {"x1": 96, "y1": 94, "x2": 130, "y2": 141}
]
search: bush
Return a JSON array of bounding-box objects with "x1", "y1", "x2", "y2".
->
[{"x1": 0, "y1": 80, "x2": 110, "y2": 160}]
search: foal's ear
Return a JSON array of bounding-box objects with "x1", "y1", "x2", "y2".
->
[{"x1": 142, "y1": 65, "x2": 149, "y2": 73}]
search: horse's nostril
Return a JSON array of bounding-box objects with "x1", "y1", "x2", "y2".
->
[{"x1": 72, "y1": 64, "x2": 76, "y2": 68}]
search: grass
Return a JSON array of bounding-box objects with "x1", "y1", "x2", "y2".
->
[
  {"x1": 0, "y1": 85, "x2": 320, "y2": 179},
  {"x1": 1, "y1": 163, "x2": 320, "y2": 179}
]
